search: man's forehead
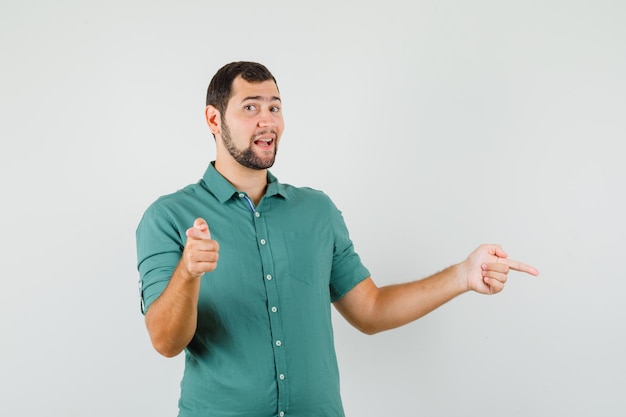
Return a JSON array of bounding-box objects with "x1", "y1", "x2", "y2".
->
[{"x1": 231, "y1": 76, "x2": 280, "y2": 101}]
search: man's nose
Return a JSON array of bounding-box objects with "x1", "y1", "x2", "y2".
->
[{"x1": 258, "y1": 108, "x2": 277, "y2": 128}]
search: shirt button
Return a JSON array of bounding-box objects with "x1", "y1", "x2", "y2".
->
[
  {"x1": 255, "y1": 212, "x2": 260, "y2": 218},
  {"x1": 271, "y1": 306, "x2": 277, "y2": 313},
  {"x1": 279, "y1": 374, "x2": 285, "y2": 380},
  {"x1": 260, "y1": 239, "x2": 266, "y2": 245},
  {"x1": 238, "y1": 193, "x2": 244, "y2": 198},
  {"x1": 266, "y1": 274, "x2": 272, "y2": 281},
  {"x1": 275, "y1": 340, "x2": 282, "y2": 347},
  {"x1": 279, "y1": 412, "x2": 285, "y2": 417}
]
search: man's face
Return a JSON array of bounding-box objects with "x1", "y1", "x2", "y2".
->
[{"x1": 219, "y1": 76, "x2": 284, "y2": 170}]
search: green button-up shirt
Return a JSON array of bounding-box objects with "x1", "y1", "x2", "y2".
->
[{"x1": 136, "y1": 162, "x2": 369, "y2": 417}]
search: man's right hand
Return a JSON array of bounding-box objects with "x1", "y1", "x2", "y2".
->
[{"x1": 180, "y1": 217, "x2": 220, "y2": 280}]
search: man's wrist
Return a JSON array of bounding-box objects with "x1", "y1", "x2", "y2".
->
[
  {"x1": 450, "y1": 262, "x2": 470, "y2": 293},
  {"x1": 175, "y1": 260, "x2": 203, "y2": 282}
]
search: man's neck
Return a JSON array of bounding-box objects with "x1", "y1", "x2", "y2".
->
[{"x1": 214, "y1": 159, "x2": 268, "y2": 205}]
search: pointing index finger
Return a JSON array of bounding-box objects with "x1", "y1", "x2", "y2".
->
[
  {"x1": 503, "y1": 258, "x2": 539, "y2": 276},
  {"x1": 187, "y1": 217, "x2": 211, "y2": 240}
]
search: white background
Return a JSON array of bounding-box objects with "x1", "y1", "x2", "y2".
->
[{"x1": 1, "y1": 0, "x2": 625, "y2": 416}]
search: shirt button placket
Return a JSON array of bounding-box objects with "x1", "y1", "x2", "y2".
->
[{"x1": 254, "y1": 209, "x2": 288, "y2": 413}]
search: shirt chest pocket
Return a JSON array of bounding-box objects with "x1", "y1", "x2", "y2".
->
[{"x1": 283, "y1": 232, "x2": 333, "y2": 287}]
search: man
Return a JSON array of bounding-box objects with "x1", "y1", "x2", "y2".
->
[{"x1": 136, "y1": 61, "x2": 538, "y2": 417}]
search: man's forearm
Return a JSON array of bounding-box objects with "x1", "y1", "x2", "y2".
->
[
  {"x1": 335, "y1": 265, "x2": 469, "y2": 335},
  {"x1": 144, "y1": 264, "x2": 201, "y2": 357},
  {"x1": 369, "y1": 264, "x2": 469, "y2": 333}
]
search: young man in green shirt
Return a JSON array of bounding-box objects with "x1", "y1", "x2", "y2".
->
[{"x1": 136, "y1": 61, "x2": 539, "y2": 417}]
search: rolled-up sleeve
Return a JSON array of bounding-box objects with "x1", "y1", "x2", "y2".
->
[{"x1": 136, "y1": 202, "x2": 184, "y2": 314}]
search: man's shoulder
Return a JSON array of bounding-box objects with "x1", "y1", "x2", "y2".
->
[
  {"x1": 144, "y1": 180, "x2": 209, "y2": 214},
  {"x1": 280, "y1": 182, "x2": 333, "y2": 202},
  {"x1": 274, "y1": 182, "x2": 343, "y2": 217}
]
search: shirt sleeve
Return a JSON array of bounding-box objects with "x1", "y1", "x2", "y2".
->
[
  {"x1": 327, "y1": 202, "x2": 370, "y2": 302},
  {"x1": 135, "y1": 201, "x2": 185, "y2": 314}
]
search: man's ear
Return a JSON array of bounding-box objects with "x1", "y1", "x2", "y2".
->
[{"x1": 205, "y1": 105, "x2": 221, "y2": 135}]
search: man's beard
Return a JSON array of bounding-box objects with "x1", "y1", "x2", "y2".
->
[{"x1": 221, "y1": 119, "x2": 277, "y2": 170}]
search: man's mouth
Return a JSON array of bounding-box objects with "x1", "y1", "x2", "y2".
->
[{"x1": 253, "y1": 136, "x2": 275, "y2": 148}]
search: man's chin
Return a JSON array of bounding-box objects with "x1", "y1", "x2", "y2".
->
[
  {"x1": 231, "y1": 147, "x2": 277, "y2": 170},
  {"x1": 256, "y1": 159, "x2": 276, "y2": 169},
  {"x1": 240, "y1": 158, "x2": 276, "y2": 170},
  {"x1": 251, "y1": 151, "x2": 277, "y2": 169}
]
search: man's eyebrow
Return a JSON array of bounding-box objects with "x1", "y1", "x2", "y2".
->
[{"x1": 240, "y1": 95, "x2": 281, "y2": 103}]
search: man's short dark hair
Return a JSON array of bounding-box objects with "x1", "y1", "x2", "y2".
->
[{"x1": 206, "y1": 61, "x2": 278, "y2": 115}]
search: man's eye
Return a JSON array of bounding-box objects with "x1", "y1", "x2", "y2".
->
[
  {"x1": 270, "y1": 106, "x2": 280, "y2": 113},
  {"x1": 244, "y1": 105, "x2": 257, "y2": 111}
]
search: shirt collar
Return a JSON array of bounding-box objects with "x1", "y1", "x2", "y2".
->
[{"x1": 201, "y1": 161, "x2": 288, "y2": 203}]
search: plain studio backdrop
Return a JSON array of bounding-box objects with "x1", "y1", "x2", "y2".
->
[{"x1": 1, "y1": 0, "x2": 624, "y2": 416}]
